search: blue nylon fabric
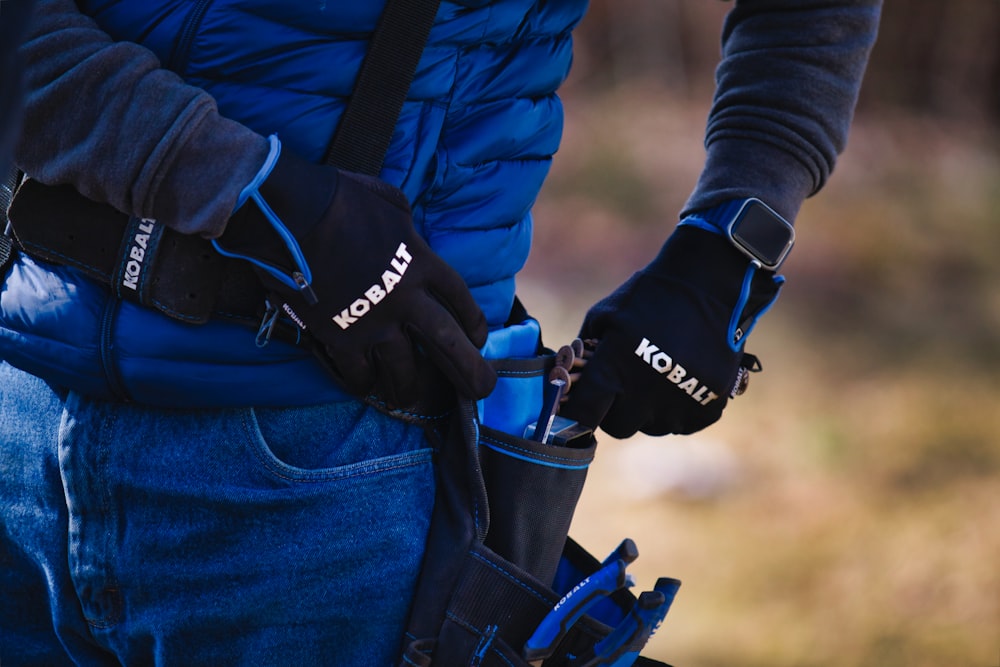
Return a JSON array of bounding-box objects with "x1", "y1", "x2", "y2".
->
[{"x1": 478, "y1": 316, "x2": 544, "y2": 437}]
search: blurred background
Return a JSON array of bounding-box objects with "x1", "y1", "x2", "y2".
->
[{"x1": 520, "y1": 2, "x2": 1000, "y2": 665}]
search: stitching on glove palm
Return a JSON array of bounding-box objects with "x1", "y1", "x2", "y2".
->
[
  {"x1": 214, "y1": 137, "x2": 497, "y2": 408},
  {"x1": 561, "y1": 225, "x2": 783, "y2": 438}
]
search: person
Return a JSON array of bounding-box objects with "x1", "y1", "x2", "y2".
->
[{"x1": 0, "y1": 0, "x2": 883, "y2": 664}]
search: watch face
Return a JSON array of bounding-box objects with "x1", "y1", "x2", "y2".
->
[{"x1": 730, "y1": 201, "x2": 794, "y2": 268}]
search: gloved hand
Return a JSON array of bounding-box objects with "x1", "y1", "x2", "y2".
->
[
  {"x1": 560, "y1": 223, "x2": 783, "y2": 438},
  {"x1": 214, "y1": 136, "x2": 496, "y2": 407}
]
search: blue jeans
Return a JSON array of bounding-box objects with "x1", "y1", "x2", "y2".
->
[{"x1": 0, "y1": 361, "x2": 435, "y2": 666}]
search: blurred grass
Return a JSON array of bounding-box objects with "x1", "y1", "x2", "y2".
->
[{"x1": 520, "y1": 85, "x2": 1000, "y2": 666}]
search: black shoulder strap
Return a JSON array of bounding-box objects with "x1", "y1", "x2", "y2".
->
[{"x1": 324, "y1": 0, "x2": 443, "y2": 176}]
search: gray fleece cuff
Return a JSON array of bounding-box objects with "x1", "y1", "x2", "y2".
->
[
  {"x1": 147, "y1": 113, "x2": 271, "y2": 239},
  {"x1": 681, "y1": 137, "x2": 818, "y2": 224}
]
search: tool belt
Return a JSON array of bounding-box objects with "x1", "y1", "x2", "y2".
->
[{"x1": 399, "y1": 311, "x2": 681, "y2": 667}]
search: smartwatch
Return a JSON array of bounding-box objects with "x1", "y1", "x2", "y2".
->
[{"x1": 724, "y1": 198, "x2": 795, "y2": 270}]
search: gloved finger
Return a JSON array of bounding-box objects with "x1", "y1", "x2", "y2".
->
[
  {"x1": 612, "y1": 395, "x2": 723, "y2": 437},
  {"x1": 597, "y1": 399, "x2": 657, "y2": 439},
  {"x1": 559, "y1": 344, "x2": 623, "y2": 435},
  {"x1": 323, "y1": 345, "x2": 376, "y2": 399},
  {"x1": 370, "y1": 338, "x2": 419, "y2": 409},
  {"x1": 406, "y1": 300, "x2": 496, "y2": 400},
  {"x1": 426, "y1": 269, "x2": 489, "y2": 349}
]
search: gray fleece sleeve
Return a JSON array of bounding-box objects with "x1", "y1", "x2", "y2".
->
[
  {"x1": 13, "y1": 0, "x2": 270, "y2": 237},
  {"x1": 682, "y1": 0, "x2": 883, "y2": 222}
]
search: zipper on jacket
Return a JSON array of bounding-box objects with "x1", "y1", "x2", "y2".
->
[{"x1": 168, "y1": 0, "x2": 215, "y2": 73}]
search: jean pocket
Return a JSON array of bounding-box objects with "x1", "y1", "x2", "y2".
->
[{"x1": 244, "y1": 401, "x2": 433, "y2": 482}]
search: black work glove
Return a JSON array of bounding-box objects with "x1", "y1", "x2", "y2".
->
[
  {"x1": 214, "y1": 137, "x2": 496, "y2": 408},
  {"x1": 561, "y1": 225, "x2": 783, "y2": 438}
]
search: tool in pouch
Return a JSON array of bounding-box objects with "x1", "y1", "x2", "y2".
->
[
  {"x1": 523, "y1": 539, "x2": 681, "y2": 667},
  {"x1": 516, "y1": 339, "x2": 682, "y2": 667},
  {"x1": 523, "y1": 339, "x2": 592, "y2": 446}
]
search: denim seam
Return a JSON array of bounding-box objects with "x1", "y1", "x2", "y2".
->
[
  {"x1": 76, "y1": 409, "x2": 124, "y2": 631},
  {"x1": 251, "y1": 441, "x2": 432, "y2": 484},
  {"x1": 362, "y1": 396, "x2": 451, "y2": 425}
]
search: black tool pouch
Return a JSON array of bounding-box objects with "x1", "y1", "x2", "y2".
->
[{"x1": 399, "y1": 310, "x2": 676, "y2": 667}]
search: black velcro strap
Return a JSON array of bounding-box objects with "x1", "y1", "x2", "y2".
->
[
  {"x1": 324, "y1": 0, "x2": 442, "y2": 175},
  {"x1": 111, "y1": 215, "x2": 239, "y2": 323},
  {"x1": 449, "y1": 547, "x2": 556, "y2": 645},
  {"x1": 7, "y1": 179, "x2": 260, "y2": 324},
  {"x1": 8, "y1": 180, "x2": 129, "y2": 282}
]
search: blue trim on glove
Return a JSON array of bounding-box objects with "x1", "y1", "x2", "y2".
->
[
  {"x1": 212, "y1": 135, "x2": 315, "y2": 298},
  {"x1": 677, "y1": 199, "x2": 787, "y2": 352},
  {"x1": 728, "y1": 264, "x2": 785, "y2": 353}
]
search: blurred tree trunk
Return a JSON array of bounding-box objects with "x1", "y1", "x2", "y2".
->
[
  {"x1": 570, "y1": 0, "x2": 728, "y2": 95},
  {"x1": 863, "y1": 0, "x2": 1000, "y2": 122},
  {"x1": 573, "y1": 0, "x2": 1000, "y2": 124}
]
